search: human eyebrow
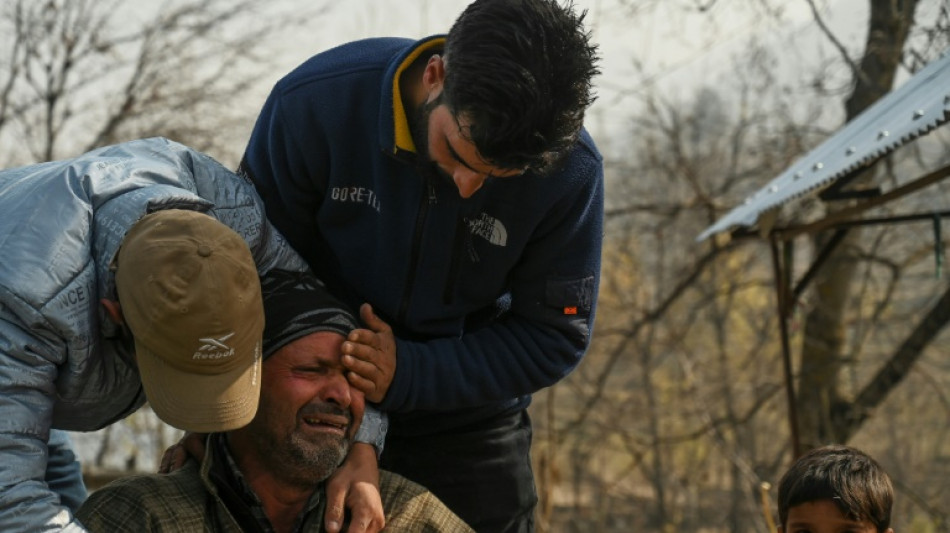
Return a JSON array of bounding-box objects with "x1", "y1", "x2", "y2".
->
[
  {"x1": 444, "y1": 136, "x2": 481, "y2": 173},
  {"x1": 785, "y1": 526, "x2": 813, "y2": 533},
  {"x1": 784, "y1": 521, "x2": 813, "y2": 532},
  {"x1": 290, "y1": 358, "x2": 333, "y2": 373},
  {"x1": 443, "y1": 134, "x2": 524, "y2": 179}
]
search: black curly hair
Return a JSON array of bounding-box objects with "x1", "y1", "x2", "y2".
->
[{"x1": 442, "y1": 0, "x2": 600, "y2": 174}]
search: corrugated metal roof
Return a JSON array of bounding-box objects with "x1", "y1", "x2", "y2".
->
[{"x1": 697, "y1": 48, "x2": 950, "y2": 242}]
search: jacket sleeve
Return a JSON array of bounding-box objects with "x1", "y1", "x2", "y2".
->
[
  {"x1": 45, "y1": 431, "x2": 87, "y2": 513},
  {"x1": 179, "y1": 141, "x2": 311, "y2": 278},
  {"x1": 381, "y1": 150, "x2": 605, "y2": 413},
  {"x1": 0, "y1": 312, "x2": 87, "y2": 531},
  {"x1": 353, "y1": 405, "x2": 388, "y2": 455}
]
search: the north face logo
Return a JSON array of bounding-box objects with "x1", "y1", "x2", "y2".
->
[
  {"x1": 467, "y1": 213, "x2": 508, "y2": 246},
  {"x1": 193, "y1": 332, "x2": 236, "y2": 359}
]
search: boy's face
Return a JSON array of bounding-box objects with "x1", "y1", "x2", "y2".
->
[{"x1": 779, "y1": 499, "x2": 894, "y2": 533}]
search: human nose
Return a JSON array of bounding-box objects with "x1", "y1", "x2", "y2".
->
[
  {"x1": 321, "y1": 371, "x2": 352, "y2": 408},
  {"x1": 453, "y1": 168, "x2": 486, "y2": 198}
]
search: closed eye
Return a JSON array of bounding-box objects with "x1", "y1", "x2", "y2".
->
[{"x1": 293, "y1": 366, "x2": 329, "y2": 376}]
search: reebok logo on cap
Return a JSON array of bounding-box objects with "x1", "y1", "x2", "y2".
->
[{"x1": 195, "y1": 332, "x2": 237, "y2": 360}]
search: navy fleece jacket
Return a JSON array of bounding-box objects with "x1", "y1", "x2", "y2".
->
[{"x1": 241, "y1": 36, "x2": 604, "y2": 435}]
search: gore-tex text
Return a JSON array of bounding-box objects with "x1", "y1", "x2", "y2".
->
[{"x1": 330, "y1": 186, "x2": 381, "y2": 213}]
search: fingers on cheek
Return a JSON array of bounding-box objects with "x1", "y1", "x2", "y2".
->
[
  {"x1": 346, "y1": 344, "x2": 368, "y2": 360},
  {"x1": 344, "y1": 355, "x2": 371, "y2": 375},
  {"x1": 347, "y1": 372, "x2": 368, "y2": 391}
]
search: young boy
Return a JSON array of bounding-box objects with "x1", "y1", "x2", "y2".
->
[{"x1": 777, "y1": 445, "x2": 895, "y2": 533}]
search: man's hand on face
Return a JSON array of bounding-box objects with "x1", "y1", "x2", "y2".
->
[{"x1": 341, "y1": 304, "x2": 396, "y2": 404}]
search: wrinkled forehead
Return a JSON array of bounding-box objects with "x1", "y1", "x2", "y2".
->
[{"x1": 267, "y1": 331, "x2": 346, "y2": 367}]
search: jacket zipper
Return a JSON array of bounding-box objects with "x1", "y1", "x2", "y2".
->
[
  {"x1": 442, "y1": 217, "x2": 466, "y2": 305},
  {"x1": 398, "y1": 176, "x2": 437, "y2": 322}
]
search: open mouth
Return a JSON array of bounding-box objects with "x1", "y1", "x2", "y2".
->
[{"x1": 302, "y1": 414, "x2": 348, "y2": 433}]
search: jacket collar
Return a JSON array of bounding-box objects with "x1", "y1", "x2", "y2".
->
[{"x1": 379, "y1": 35, "x2": 445, "y2": 162}]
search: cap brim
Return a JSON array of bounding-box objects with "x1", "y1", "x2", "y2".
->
[{"x1": 135, "y1": 340, "x2": 262, "y2": 433}]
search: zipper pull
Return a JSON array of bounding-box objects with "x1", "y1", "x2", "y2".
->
[{"x1": 427, "y1": 180, "x2": 438, "y2": 204}]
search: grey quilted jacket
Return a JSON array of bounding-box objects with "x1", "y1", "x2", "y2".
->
[{"x1": 0, "y1": 138, "x2": 310, "y2": 531}]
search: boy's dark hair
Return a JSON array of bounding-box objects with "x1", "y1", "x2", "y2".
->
[
  {"x1": 777, "y1": 445, "x2": 894, "y2": 532},
  {"x1": 442, "y1": 0, "x2": 599, "y2": 174}
]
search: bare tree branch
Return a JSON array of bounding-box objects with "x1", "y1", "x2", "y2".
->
[{"x1": 803, "y1": 0, "x2": 872, "y2": 91}]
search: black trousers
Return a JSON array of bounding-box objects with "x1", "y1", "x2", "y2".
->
[{"x1": 380, "y1": 409, "x2": 537, "y2": 533}]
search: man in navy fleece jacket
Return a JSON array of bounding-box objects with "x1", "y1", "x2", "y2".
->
[{"x1": 241, "y1": 1, "x2": 603, "y2": 531}]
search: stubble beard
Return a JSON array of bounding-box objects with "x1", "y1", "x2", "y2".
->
[
  {"x1": 251, "y1": 402, "x2": 352, "y2": 488},
  {"x1": 283, "y1": 430, "x2": 349, "y2": 486},
  {"x1": 411, "y1": 95, "x2": 446, "y2": 176}
]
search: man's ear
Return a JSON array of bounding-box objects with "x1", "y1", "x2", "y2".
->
[
  {"x1": 100, "y1": 299, "x2": 124, "y2": 325},
  {"x1": 422, "y1": 54, "x2": 446, "y2": 97}
]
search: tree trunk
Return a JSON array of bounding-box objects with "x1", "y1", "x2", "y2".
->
[{"x1": 797, "y1": 0, "x2": 920, "y2": 451}]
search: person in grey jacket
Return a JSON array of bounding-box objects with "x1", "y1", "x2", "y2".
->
[{"x1": 0, "y1": 137, "x2": 383, "y2": 532}]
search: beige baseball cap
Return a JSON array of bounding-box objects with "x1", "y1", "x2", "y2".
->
[{"x1": 114, "y1": 209, "x2": 264, "y2": 433}]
